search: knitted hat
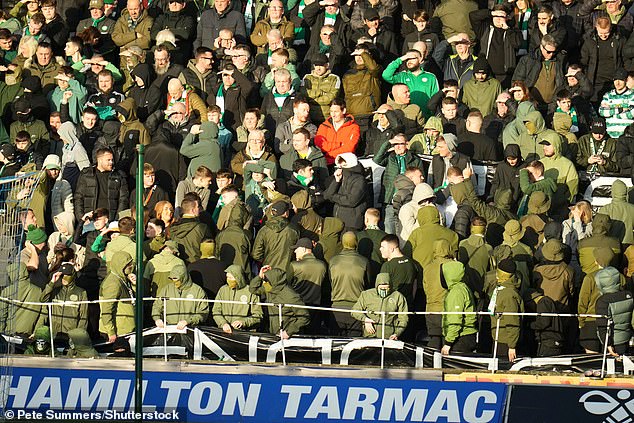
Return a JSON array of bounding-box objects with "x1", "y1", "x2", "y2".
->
[
  {"x1": 528, "y1": 191, "x2": 551, "y2": 214},
  {"x1": 26, "y1": 225, "x2": 47, "y2": 244},
  {"x1": 341, "y1": 231, "x2": 358, "y2": 249},
  {"x1": 594, "y1": 246, "x2": 615, "y2": 268}
]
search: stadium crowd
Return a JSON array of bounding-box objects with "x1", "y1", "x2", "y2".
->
[{"x1": 1, "y1": 0, "x2": 634, "y2": 361}]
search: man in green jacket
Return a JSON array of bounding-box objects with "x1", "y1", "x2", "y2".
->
[
  {"x1": 180, "y1": 122, "x2": 222, "y2": 176},
  {"x1": 0, "y1": 262, "x2": 42, "y2": 336},
  {"x1": 578, "y1": 214, "x2": 622, "y2": 275},
  {"x1": 599, "y1": 180, "x2": 634, "y2": 246},
  {"x1": 170, "y1": 198, "x2": 214, "y2": 263},
  {"x1": 382, "y1": 50, "x2": 439, "y2": 118},
  {"x1": 252, "y1": 201, "x2": 300, "y2": 270},
  {"x1": 423, "y1": 239, "x2": 453, "y2": 349},
  {"x1": 143, "y1": 241, "x2": 185, "y2": 296},
  {"x1": 441, "y1": 261, "x2": 478, "y2": 354},
  {"x1": 153, "y1": 263, "x2": 209, "y2": 329},
  {"x1": 406, "y1": 205, "x2": 459, "y2": 270},
  {"x1": 213, "y1": 265, "x2": 263, "y2": 333},
  {"x1": 352, "y1": 273, "x2": 409, "y2": 339},
  {"x1": 458, "y1": 216, "x2": 492, "y2": 299},
  {"x1": 100, "y1": 251, "x2": 136, "y2": 342},
  {"x1": 38, "y1": 263, "x2": 88, "y2": 337},
  {"x1": 488, "y1": 258, "x2": 524, "y2": 361},
  {"x1": 249, "y1": 266, "x2": 310, "y2": 338},
  {"x1": 539, "y1": 130, "x2": 578, "y2": 219},
  {"x1": 216, "y1": 189, "x2": 253, "y2": 272}
]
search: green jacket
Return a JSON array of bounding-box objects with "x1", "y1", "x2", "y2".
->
[
  {"x1": 212, "y1": 265, "x2": 262, "y2": 330},
  {"x1": 252, "y1": 216, "x2": 300, "y2": 270},
  {"x1": 578, "y1": 268, "x2": 628, "y2": 327},
  {"x1": 599, "y1": 180, "x2": 634, "y2": 245},
  {"x1": 578, "y1": 216, "x2": 622, "y2": 276},
  {"x1": 433, "y1": 0, "x2": 478, "y2": 39},
  {"x1": 502, "y1": 101, "x2": 536, "y2": 148},
  {"x1": 515, "y1": 110, "x2": 546, "y2": 160},
  {"x1": 406, "y1": 206, "x2": 459, "y2": 270},
  {"x1": 462, "y1": 77, "x2": 502, "y2": 117},
  {"x1": 144, "y1": 249, "x2": 186, "y2": 296},
  {"x1": 442, "y1": 261, "x2": 478, "y2": 344},
  {"x1": 451, "y1": 178, "x2": 516, "y2": 226},
  {"x1": 342, "y1": 52, "x2": 382, "y2": 116},
  {"x1": 0, "y1": 263, "x2": 42, "y2": 335},
  {"x1": 66, "y1": 328, "x2": 99, "y2": 358},
  {"x1": 38, "y1": 275, "x2": 88, "y2": 336},
  {"x1": 105, "y1": 234, "x2": 140, "y2": 271},
  {"x1": 99, "y1": 251, "x2": 136, "y2": 337},
  {"x1": 423, "y1": 239, "x2": 452, "y2": 312},
  {"x1": 373, "y1": 140, "x2": 424, "y2": 203},
  {"x1": 351, "y1": 275, "x2": 409, "y2": 338},
  {"x1": 249, "y1": 268, "x2": 310, "y2": 336},
  {"x1": 301, "y1": 71, "x2": 341, "y2": 123},
  {"x1": 541, "y1": 130, "x2": 579, "y2": 211},
  {"x1": 409, "y1": 116, "x2": 443, "y2": 154},
  {"x1": 518, "y1": 168, "x2": 557, "y2": 199},
  {"x1": 576, "y1": 133, "x2": 619, "y2": 174},
  {"x1": 490, "y1": 274, "x2": 524, "y2": 348},
  {"x1": 382, "y1": 60, "x2": 439, "y2": 118},
  {"x1": 9, "y1": 118, "x2": 49, "y2": 155},
  {"x1": 357, "y1": 227, "x2": 387, "y2": 278},
  {"x1": 288, "y1": 253, "x2": 327, "y2": 306},
  {"x1": 170, "y1": 216, "x2": 214, "y2": 263},
  {"x1": 315, "y1": 216, "x2": 344, "y2": 263},
  {"x1": 180, "y1": 121, "x2": 222, "y2": 176},
  {"x1": 458, "y1": 234, "x2": 492, "y2": 295},
  {"x1": 329, "y1": 249, "x2": 370, "y2": 306},
  {"x1": 151, "y1": 263, "x2": 209, "y2": 325}
]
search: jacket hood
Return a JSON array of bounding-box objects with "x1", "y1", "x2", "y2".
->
[
  {"x1": 115, "y1": 97, "x2": 138, "y2": 121},
  {"x1": 265, "y1": 215, "x2": 290, "y2": 233},
  {"x1": 336, "y1": 152, "x2": 358, "y2": 168},
  {"x1": 503, "y1": 143, "x2": 522, "y2": 161},
  {"x1": 393, "y1": 174, "x2": 415, "y2": 192},
  {"x1": 612, "y1": 179, "x2": 627, "y2": 201},
  {"x1": 417, "y1": 205, "x2": 440, "y2": 226},
  {"x1": 442, "y1": 260, "x2": 465, "y2": 289},
  {"x1": 543, "y1": 220, "x2": 563, "y2": 241},
  {"x1": 494, "y1": 188, "x2": 513, "y2": 211},
  {"x1": 168, "y1": 262, "x2": 193, "y2": 289},
  {"x1": 412, "y1": 183, "x2": 435, "y2": 203},
  {"x1": 321, "y1": 216, "x2": 345, "y2": 236},
  {"x1": 374, "y1": 272, "x2": 393, "y2": 291},
  {"x1": 58, "y1": 121, "x2": 81, "y2": 147},
  {"x1": 131, "y1": 63, "x2": 152, "y2": 87},
  {"x1": 225, "y1": 264, "x2": 247, "y2": 289},
  {"x1": 291, "y1": 190, "x2": 312, "y2": 210},
  {"x1": 524, "y1": 110, "x2": 546, "y2": 134},
  {"x1": 540, "y1": 130, "x2": 562, "y2": 157},
  {"x1": 595, "y1": 266, "x2": 621, "y2": 294},
  {"x1": 433, "y1": 238, "x2": 452, "y2": 259},
  {"x1": 552, "y1": 112, "x2": 572, "y2": 133},
  {"x1": 515, "y1": 101, "x2": 536, "y2": 129},
  {"x1": 424, "y1": 116, "x2": 443, "y2": 132},
  {"x1": 593, "y1": 213, "x2": 611, "y2": 235},
  {"x1": 264, "y1": 268, "x2": 287, "y2": 292},
  {"x1": 53, "y1": 211, "x2": 75, "y2": 236},
  {"x1": 33, "y1": 325, "x2": 51, "y2": 342},
  {"x1": 68, "y1": 328, "x2": 98, "y2": 357},
  {"x1": 227, "y1": 200, "x2": 251, "y2": 228},
  {"x1": 8, "y1": 262, "x2": 29, "y2": 285},
  {"x1": 110, "y1": 251, "x2": 134, "y2": 279}
]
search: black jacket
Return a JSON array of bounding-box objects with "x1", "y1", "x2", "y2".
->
[
  {"x1": 74, "y1": 166, "x2": 129, "y2": 222},
  {"x1": 43, "y1": 15, "x2": 70, "y2": 57},
  {"x1": 457, "y1": 131, "x2": 502, "y2": 162},
  {"x1": 260, "y1": 91, "x2": 297, "y2": 134},
  {"x1": 616, "y1": 133, "x2": 634, "y2": 177},
  {"x1": 131, "y1": 138, "x2": 187, "y2": 197},
  {"x1": 206, "y1": 70, "x2": 254, "y2": 131},
  {"x1": 512, "y1": 48, "x2": 565, "y2": 92},
  {"x1": 580, "y1": 31, "x2": 625, "y2": 85},
  {"x1": 488, "y1": 144, "x2": 524, "y2": 204},
  {"x1": 323, "y1": 163, "x2": 369, "y2": 231},
  {"x1": 362, "y1": 110, "x2": 402, "y2": 156},
  {"x1": 430, "y1": 151, "x2": 471, "y2": 203}
]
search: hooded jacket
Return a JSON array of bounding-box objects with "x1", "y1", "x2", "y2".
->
[
  {"x1": 578, "y1": 214, "x2": 622, "y2": 275},
  {"x1": 127, "y1": 63, "x2": 162, "y2": 122},
  {"x1": 313, "y1": 216, "x2": 343, "y2": 262},
  {"x1": 533, "y1": 240, "x2": 575, "y2": 311},
  {"x1": 289, "y1": 252, "x2": 328, "y2": 306},
  {"x1": 66, "y1": 328, "x2": 99, "y2": 358},
  {"x1": 170, "y1": 214, "x2": 214, "y2": 264},
  {"x1": 461, "y1": 68, "x2": 502, "y2": 116},
  {"x1": 99, "y1": 251, "x2": 136, "y2": 337},
  {"x1": 151, "y1": 263, "x2": 209, "y2": 325},
  {"x1": 398, "y1": 183, "x2": 435, "y2": 242},
  {"x1": 391, "y1": 174, "x2": 416, "y2": 213},
  {"x1": 290, "y1": 192, "x2": 324, "y2": 242},
  {"x1": 515, "y1": 110, "x2": 547, "y2": 161},
  {"x1": 323, "y1": 153, "x2": 368, "y2": 231},
  {"x1": 212, "y1": 265, "x2": 263, "y2": 330},
  {"x1": 458, "y1": 233, "x2": 493, "y2": 295},
  {"x1": 249, "y1": 268, "x2": 310, "y2": 336},
  {"x1": 38, "y1": 272, "x2": 88, "y2": 336},
  {"x1": 59, "y1": 122, "x2": 90, "y2": 184},
  {"x1": 329, "y1": 247, "x2": 370, "y2": 307},
  {"x1": 599, "y1": 180, "x2": 634, "y2": 245},
  {"x1": 541, "y1": 130, "x2": 579, "y2": 213},
  {"x1": 489, "y1": 143, "x2": 523, "y2": 205},
  {"x1": 578, "y1": 266, "x2": 629, "y2": 327},
  {"x1": 442, "y1": 261, "x2": 478, "y2": 344},
  {"x1": 422, "y1": 239, "x2": 453, "y2": 312},
  {"x1": 408, "y1": 116, "x2": 443, "y2": 154},
  {"x1": 216, "y1": 200, "x2": 253, "y2": 272},
  {"x1": 489, "y1": 271, "x2": 524, "y2": 349},
  {"x1": 144, "y1": 248, "x2": 186, "y2": 296},
  {"x1": 116, "y1": 97, "x2": 151, "y2": 174},
  {"x1": 595, "y1": 267, "x2": 634, "y2": 347},
  {"x1": 351, "y1": 275, "x2": 409, "y2": 338},
  {"x1": 0, "y1": 263, "x2": 42, "y2": 335},
  {"x1": 407, "y1": 206, "x2": 459, "y2": 270},
  {"x1": 252, "y1": 216, "x2": 300, "y2": 270},
  {"x1": 180, "y1": 122, "x2": 222, "y2": 176}
]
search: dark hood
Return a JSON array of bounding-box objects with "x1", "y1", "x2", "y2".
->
[
  {"x1": 131, "y1": 63, "x2": 152, "y2": 87},
  {"x1": 393, "y1": 174, "x2": 415, "y2": 191},
  {"x1": 503, "y1": 143, "x2": 522, "y2": 162}
]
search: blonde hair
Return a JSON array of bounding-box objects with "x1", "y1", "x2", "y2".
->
[
  {"x1": 17, "y1": 35, "x2": 38, "y2": 59},
  {"x1": 571, "y1": 200, "x2": 593, "y2": 224}
]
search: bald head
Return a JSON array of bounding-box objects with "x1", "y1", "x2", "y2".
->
[
  {"x1": 412, "y1": 41, "x2": 427, "y2": 58},
  {"x1": 168, "y1": 78, "x2": 183, "y2": 98},
  {"x1": 392, "y1": 84, "x2": 410, "y2": 105},
  {"x1": 128, "y1": 0, "x2": 142, "y2": 19}
]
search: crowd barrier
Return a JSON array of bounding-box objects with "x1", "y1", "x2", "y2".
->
[{"x1": 0, "y1": 295, "x2": 614, "y2": 375}]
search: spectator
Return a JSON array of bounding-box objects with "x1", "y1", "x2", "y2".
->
[
  {"x1": 314, "y1": 99, "x2": 361, "y2": 165},
  {"x1": 170, "y1": 197, "x2": 214, "y2": 263},
  {"x1": 599, "y1": 67, "x2": 634, "y2": 138},
  {"x1": 324, "y1": 152, "x2": 368, "y2": 231},
  {"x1": 111, "y1": 0, "x2": 153, "y2": 51},
  {"x1": 213, "y1": 265, "x2": 263, "y2": 332},
  {"x1": 153, "y1": 263, "x2": 209, "y2": 329},
  {"x1": 252, "y1": 200, "x2": 300, "y2": 270}
]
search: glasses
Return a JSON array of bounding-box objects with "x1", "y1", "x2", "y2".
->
[
  {"x1": 542, "y1": 46, "x2": 556, "y2": 54},
  {"x1": 321, "y1": 32, "x2": 332, "y2": 36}
]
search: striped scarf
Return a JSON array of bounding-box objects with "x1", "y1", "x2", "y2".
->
[{"x1": 516, "y1": 8, "x2": 531, "y2": 56}]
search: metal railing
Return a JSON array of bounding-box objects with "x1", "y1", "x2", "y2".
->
[{"x1": 0, "y1": 295, "x2": 613, "y2": 376}]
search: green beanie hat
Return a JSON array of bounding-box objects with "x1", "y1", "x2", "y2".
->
[{"x1": 26, "y1": 225, "x2": 47, "y2": 244}]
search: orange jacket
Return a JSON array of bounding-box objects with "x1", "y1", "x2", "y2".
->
[{"x1": 314, "y1": 115, "x2": 360, "y2": 165}]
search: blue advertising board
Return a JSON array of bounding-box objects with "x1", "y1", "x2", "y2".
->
[{"x1": 2, "y1": 366, "x2": 507, "y2": 422}]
